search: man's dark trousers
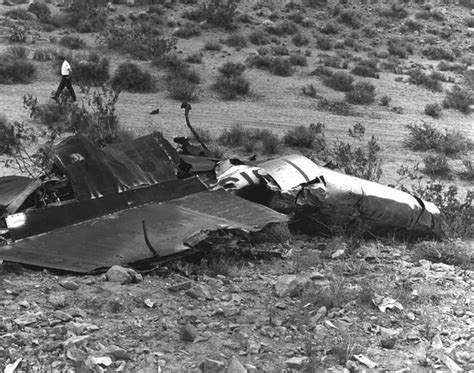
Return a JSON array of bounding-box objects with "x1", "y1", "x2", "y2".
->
[{"x1": 54, "y1": 75, "x2": 76, "y2": 101}]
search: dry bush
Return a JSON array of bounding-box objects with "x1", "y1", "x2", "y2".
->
[
  {"x1": 200, "y1": 0, "x2": 240, "y2": 28},
  {"x1": 32, "y1": 48, "x2": 58, "y2": 61},
  {"x1": 283, "y1": 126, "x2": 316, "y2": 148},
  {"x1": 0, "y1": 115, "x2": 20, "y2": 156},
  {"x1": 5, "y1": 8, "x2": 33, "y2": 20},
  {"x1": 387, "y1": 39, "x2": 412, "y2": 59},
  {"x1": 175, "y1": 22, "x2": 201, "y2": 38},
  {"x1": 74, "y1": 52, "x2": 110, "y2": 86},
  {"x1": 320, "y1": 21, "x2": 340, "y2": 35},
  {"x1": 167, "y1": 77, "x2": 198, "y2": 101},
  {"x1": 424, "y1": 103, "x2": 442, "y2": 118},
  {"x1": 185, "y1": 52, "x2": 202, "y2": 64},
  {"x1": 0, "y1": 57, "x2": 35, "y2": 84},
  {"x1": 262, "y1": 131, "x2": 280, "y2": 154},
  {"x1": 346, "y1": 82, "x2": 376, "y2": 104},
  {"x1": 379, "y1": 2, "x2": 408, "y2": 18},
  {"x1": 271, "y1": 45, "x2": 289, "y2": 56},
  {"x1": 423, "y1": 154, "x2": 451, "y2": 179},
  {"x1": 218, "y1": 124, "x2": 251, "y2": 147},
  {"x1": 292, "y1": 32, "x2": 309, "y2": 47},
  {"x1": 338, "y1": 10, "x2": 361, "y2": 29},
  {"x1": 443, "y1": 85, "x2": 473, "y2": 114},
  {"x1": 6, "y1": 46, "x2": 28, "y2": 59},
  {"x1": 59, "y1": 35, "x2": 86, "y2": 50},
  {"x1": 405, "y1": 123, "x2": 471, "y2": 156},
  {"x1": 317, "y1": 35, "x2": 333, "y2": 51},
  {"x1": 27, "y1": 1, "x2": 51, "y2": 22},
  {"x1": 111, "y1": 62, "x2": 155, "y2": 92},
  {"x1": 59, "y1": 0, "x2": 108, "y2": 33},
  {"x1": 224, "y1": 34, "x2": 247, "y2": 48},
  {"x1": 271, "y1": 57, "x2": 293, "y2": 76},
  {"x1": 248, "y1": 29, "x2": 270, "y2": 45},
  {"x1": 203, "y1": 39, "x2": 222, "y2": 51},
  {"x1": 267, "y1": 20, "x2": 299, "y2": 36},
  {"x1": 289, "y1": 54, "x2": 307, "y2": 66},
  {"x1": 302, "y1": 83, "x2": 318, "y2": 98},
  {"x1": 324, "y1": 71, "x2": 354, "y2": 92},
  {"x1": 100, "y1": 23, "x2": 176, "y2": 60},
  {"x1": 408, "y1": 69, "x2": 443, "y2": 92},
  {"x1": 213, "y1": 62, "x2": 249, "y2": 99},
  {"x1": 422, "y1": 46, "x2": 455, "y2": 61},
  {"x1": 437, "y1": 61, "x2": 466, "y2": 73},
  {"x1": 411, "y1": 241, "x2": 472, "y2": 269},
  {"x1": 351, "y1": 59, "x2": 380, "y2": 78}
]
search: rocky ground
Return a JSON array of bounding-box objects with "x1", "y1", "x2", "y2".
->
[{"x1": 1, "y1": 237, "x2": 473, "y2": 372}]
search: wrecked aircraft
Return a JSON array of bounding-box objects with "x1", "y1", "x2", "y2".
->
[
  {"x1": 0, "y1": 114, "x2": 444, "y2": 272},
  {"x1": 215, "y1": 155, "x2": 442, "y2": 237},
  {"x1": 0, "y1": 133, "x2": 287, "y2": 273}
]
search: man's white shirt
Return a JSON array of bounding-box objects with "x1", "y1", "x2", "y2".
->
[{"x1": 61, "y1": 60, "x2": 72, "y2": 76}]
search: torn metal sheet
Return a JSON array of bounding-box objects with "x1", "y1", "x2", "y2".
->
[
  {"x1": 0, "y1": 190, "x2": 287, "y2": 272},
  {"x1": 260, "y1": 155, "x2": 443, "y2": 235},
  {"x1": 214, "y1": 158, "x2": 326, "y2": 209}
]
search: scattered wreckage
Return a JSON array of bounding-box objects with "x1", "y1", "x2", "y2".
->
[{"x1": 0, "y1": 107, "x2": 442, "y2": 273}]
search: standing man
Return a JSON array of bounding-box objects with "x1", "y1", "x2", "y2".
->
[{"x1": 52, "y1": 59, "x2": 76, "y2": 102}]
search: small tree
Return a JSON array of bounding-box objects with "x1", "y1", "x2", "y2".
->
[{"x1": 201, "y1": 0, "x2": 240, "y2": 28}]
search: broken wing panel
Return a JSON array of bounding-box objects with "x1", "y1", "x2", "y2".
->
[{"x1": 0, "y1": 190, "x2": 287, "y2": 272}]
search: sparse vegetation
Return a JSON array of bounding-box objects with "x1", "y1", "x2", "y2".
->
[
  {"x1": 443, "y1": 85, "x2": 473, "y2": 114},
  {"x1": 424, "y1": 103, "x2": 442, "y2": 118},
  {"x1": 270, "y1": 57, "x2": 293, "y2": 77},
  {"x1": 203, "y1": 39, "x2": 222, "y2": 51},
  {"x1": 74, "y1": 53, "x2": 110, "y2": 86},
  {"x1": 338, "y1": 10, "x2": 361, "y2": 29},
  {"x1": 302, "y1": 84, "x2": 318, "y2": 98},
  {"x1": 324, "y1": 71, "x2": 354, "y2": 92},
  {"x1": 224, "y1": 34, "x2": 247, "y2": 48},
  {"x1": 175, "y1": 22, "x2": 201, "y2": 39},
  {"x1": 292, "y1": 32, "x2": 309, "y2": 47},
  {"x1": 0, "y1": 57, "x2": 36, "y2": 84},
  {"x1": 283, "y1": 126, "x2": 316, "y2": 148},
  {"x1": 213, "y1": 62, "x2": 250, "y2": 100},
  {"x1": 379, "y1": 94, "x2": 392, "y2": 106},
  {"x1": 248, "y1": 29, "x2": 270, "y2": 45},
  {"x1": 111, "y1": 62, "x2": 155, "y2": 92},
  {"x1": 28, "y1": 1, "x2": 51, "y2": 22},
  {"x1": 422, "y1": 46, "x2": 455, "y2": 61},
  {"x1": 408, "y1": 69, "x2": 443, "y2": 92},
  {"x1": 405, "y1": 123, "x2": 471, "y2": 156},
  {"x1": 423, "y1": 154, "x2": 451, "y2": 179},
  {"x1": 6, "y1": 46, "x2": 28, "y2": 59}
]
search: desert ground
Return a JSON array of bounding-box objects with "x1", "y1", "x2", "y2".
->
[{"x1": 0, "y1": 0, "x2": 473, "y2": 371}]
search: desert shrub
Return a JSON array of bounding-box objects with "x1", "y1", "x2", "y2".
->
[
  {"x1": 268, "y1": 20, "x2": 299, "y2": 36},
  {"x1": 0, "y1": 116, "x2": 20, "y2": 156},
  {"x1": 200, "y1": 0, "x2": 239, "y2": 28},
  {"x1": 324, "y1": 71, "x2": 354, "y2": 92},
  {"x1": 379, "y1": 3, "x2": 408, "y2": 18},
  {"x1": 271, "y1": 45, "x2": 289, "y2": 56},
  {"x1": 32, "y1": 48, "x2": 57, "y2": 61},
  {"x1": 289, "y1": 54, "x2": 307, "y2": 66},
  {"x1": 8, "y1": 24, "x2": 28, "y2": 43},
  {"x1": 283, "y1": 126, "x2": 316, "y2": 148},
  {"x1": 218, "y1": 62, "x2": 245, "y2": 78},
  {"x1": 379, "y1": 94, "x2": 391, "y2": 106},
  {"x1": 203, "y1": 39, "x2": 222, "y2": 51},
  {"x1": 270, "y1": 57, "x2": 293, "y2": 77},
  {"x1": 362, "y1": 26, "x2": 377, "y2": 38},
  {"x1": 167, "y1": 77, "x2": 198, "y2": 101},
  {"x1": 422, "y1": 46, "x2": 455, "y2": 61},
  {"x1": 424, "y1": 103, "x2": 442, "y2": 118},
  {"x1": 261, "y1": 130, "x2": 280, "y2": 154},
  {"x1": 6, "y1": 8, "x2": 33, "y2": 20},
  {"x1": 423, "y1": 154, "x2": 451, "y2": 178},
  {"x1": 292, "y1": 32, "x2": 309, "y2": 47},
  {"x1": 338, "y1": 10, "x2": 361, "y2": 29},
  {"x1": 224, "y1": 34, "x2": 247, "y2": 48},
  {"x1": 28, "y1": 1, "x2": 51, "y2": 22},
  {"x1": 317, "y1": 35, "x2": 333, "y2": 51},
  {"x1": 213, "y1": 62, "x2": 250, "y2": 100},
  {"x1": 111, "y1": 62, "x2": 155, "y2": 92},
  {"x1": 331, "y1": 125, "x2": 382, "y2": 181},
  {"x1": 0, "y1": 57, "x2": 35, "y2": 84},
  {"x1": 320, "y1": 21, "x2": 339, "y2": 35},
  {"x1": 74, "y1": 53, "x2": 109, "y2": 86},
  {"x1": 404, "y1": 18, "x2": 423, "y2": 32},
  {"x1": 59, "y1": 35, "x2": 86, "y2": 50},
  {"x1": 100, "y1": 23, "x2": 176, "y2": 60},
  {"x1": 302, "y1": 83, "x2": 318, "y2": 98},
  {"x1": 148, "y1": 4, "x2": 165, "y2": 15},
  {"x1": 303, "y1": 0, "x2": 327, "y2": 7},
  {"x1": 320, "y1": 55, "x2": 344, "y2": 68},
  {"x1": 6, "y1": 46, "x2": 28, "y2": 59},
  {"x1": 405, "y1": 123, "x2": 471, "y2": 156},
  {"x1": 411, "y1": 241, "x2": 472, "y2": 269},
  {"x1": 246, "y1": 54, "x2": 272, "y2": 69},
  {"x1": 59, "y1": 0, "x2": 108, "y2": 33},
  {"x1": 311, "y1": 65, "x2": 333, "y2": 77},
  {"x1": 442, "y1": 85, "x2": 473, "y2": 114},
  {"x1": 186, "y1": 52, "x2": 202, "y2": 64},
  {"x1": 175, "y1": 22, "x2": 201, "y2": 38},
  {"x1": 408, "y1": 69, "x2": 442, "y2": 92},
  {"x1": 213, "y1": 75, "x2": 249, "y2": 99},
  {"x1": 317, "y1": 98, "x2": 358, "y2": 116},
  {"x1": 288, "y1": 11, "x2": 304, "y2": 24},
  {"x1": 352, "y1": 63, "x2": 379, "y2": 78},
  {"x1": 465, "y1": 16, "x2": 474, "y2": 28},
  {"x1": 218, "y1": 124, "x2": 250, "y2": 147},
  {"x1": 437, "y1": 62, "x2": 466, "y2": 73},
  {"x1": 248, "y1": 29, "x2": 270, "y2": 45},
  {"x1": 346, "y1": 82, "x2": 376, "y2": 104},
  {"x1": 236, "y1": 12, "x2": 252, "y2": 23},
  {"x1": 387, "y1": 40, "x2": 411, "y2": 59}
]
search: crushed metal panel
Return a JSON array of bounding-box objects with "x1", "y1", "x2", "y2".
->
[
  {"x1": 0, "y1": 190, "x2": 287, "y2": 272},
  {"x1": 51, "y1": 133, "x2": 180, "y2": 201},
  {"x1": 0, "y1": 176, "x2": 36, "y2": 213}
]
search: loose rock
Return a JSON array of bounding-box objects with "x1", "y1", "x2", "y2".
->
[
  {"x1": 105, "y1": 265, "x2": 143, "y2": 284},
  {"x1": 180, "y1": 323, "x2": 199, "y2": 342}
]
